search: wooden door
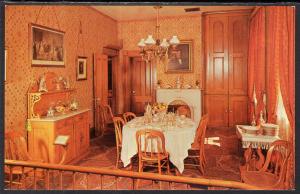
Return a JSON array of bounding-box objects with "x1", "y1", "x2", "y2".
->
[
  {"x1": 205, "y1": 95, "x2": 228, "y2": 127},
  {"x1": 94, "y1": 53, "x2": 108, "y2": 134},
  {"x1": 229, "y1": 96, "x2": 248, "y2": 126},
  {"x1": 130, "y1": 57, "x2": 153, "y2": 114},
  {"x1": 228, "y1": 15, "x2": 248, "y2": 95},
  {"x1": 205, "y1": 15, "x2": 229, "y2": 95}
]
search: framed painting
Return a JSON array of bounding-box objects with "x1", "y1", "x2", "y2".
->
[
  {"x1": 165, "y1": 40, "x2": 193, "y2": 73},
  {"x1": 29, "y1": 23, "x2": 65, "y2": 67},
  {"x1": 76, "y1": 56, "x2": 87, "y2": 80}
]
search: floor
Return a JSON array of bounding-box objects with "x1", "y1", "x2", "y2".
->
[
  {"x1": 6, "y1": 127, "x2": 244, "y2": 190},
  {"x1": 69, "y1": 127, "x2": 244, "y2": 189}
]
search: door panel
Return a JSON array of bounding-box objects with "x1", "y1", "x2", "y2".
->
[
  {"x1": 130, "y1": 57, "x2": 153, "y2": 114},
  {"x1": 228, "y1": 15, "x2": 248, "y2": 95},
  {"x1": 205, "y1": 95, "x2": 228, "y2": 127},
  {"x1": 94, "y1": 53, "x2": 108, "y2": 135},
  {"x1": 55, "y1": 122, "x2": 74, "y2": 164},
  {"x1": 206, "y1": 16, "x2": 229, "y2": 95},
  {"x1": 229, "y1": 96, "x2": 248, "y2": 126}
]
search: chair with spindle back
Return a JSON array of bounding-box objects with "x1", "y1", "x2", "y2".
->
[
  {"x1": 123, "y1": 112, "x2": 136, "y2": 123},
  {"x1": 4, "y1": 130, "x2": 46, "y2": 189},
  {"x1": 135, "y1": 129, "x2": 170, "y2": 174},
  {"x1": 97, "y1": 104, "x2": 114, "y2": 137},
  {"x1": 240, "y1": 140, "x2": 291, "y2": 189},
  {"x1": 184, "y1": 114, "x2": 209, "y2": 175},
  {"x1": 176, "y1": 105, "x2": 191, "y2": 118},
  {"x1": 112, "y1": 117, "x2": 125, "y2": 168}
]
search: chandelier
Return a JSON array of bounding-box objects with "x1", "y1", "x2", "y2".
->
[{"x1": 137, "y1": 6, "x2": 180, "y2": 63}]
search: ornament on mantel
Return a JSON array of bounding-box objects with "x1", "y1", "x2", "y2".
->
[{"x1": 38, "y1": 74, "x2": 48, "y2": 92}]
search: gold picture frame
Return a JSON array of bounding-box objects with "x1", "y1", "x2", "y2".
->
[
  {"x1": 165, "y1": 40, "x2": 193, "y2": 73},
  {"x1": 29, "y1": 23, "x2": 65, "y2": 67}
]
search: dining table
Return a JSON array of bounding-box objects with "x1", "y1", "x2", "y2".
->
[{"x1": 120, "y1": 115, "x2": 198, "y2": 174}]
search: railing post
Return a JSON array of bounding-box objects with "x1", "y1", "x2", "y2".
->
[{"x1": 33, "y1": 167, "x2": 37, "y2": 190}]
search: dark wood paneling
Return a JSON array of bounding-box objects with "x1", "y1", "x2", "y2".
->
[
  {"x1": 205, "y1": 95, "x2": 228, "y2": 127},
  {"x1": 229, "y1": 95, "x2": 248, "y2": 126},
  {"x1": 228, "y1": 15, "x2": 248, "y2": 95},
  {"x1": 204, "y1": 12, "x2": 249, "y2": 127},
  {"x1": 206, "y1": 16, "x2": 229, "y2": 95}
]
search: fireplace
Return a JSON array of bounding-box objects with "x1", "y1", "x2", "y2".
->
[{"x1": 156, "y1": 89, "x2": 202, "y2": 124}]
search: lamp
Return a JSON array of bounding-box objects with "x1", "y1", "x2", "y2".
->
[{"x1": 137, "y1": 6, "x2": 180, "y2": 63}]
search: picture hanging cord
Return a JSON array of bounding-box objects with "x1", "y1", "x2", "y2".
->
[
  {"x1": 76, "y1": 20, "x2": 86, "y2": 57},
  {"x1": 34, "y1": 6, "x2": 61, "y2": 30}
]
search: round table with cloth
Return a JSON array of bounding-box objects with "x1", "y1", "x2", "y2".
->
[{"x1": 121, "y1": 116, "x2": 198, "y2": 174}]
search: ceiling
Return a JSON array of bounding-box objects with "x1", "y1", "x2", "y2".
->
[{"x1": 92, "y1": 6, "x2": 254, "y2": 21}]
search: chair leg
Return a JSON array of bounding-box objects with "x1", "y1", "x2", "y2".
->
[
  {"x1": 116, "y1": 147, "x2": 119, "y2": 168},
  {"x1": 167, "y1": 160, "x2": 170, "y2": 175},
  {"x1": 136, "y1": 160, "x2": 143, "y2": 189}
]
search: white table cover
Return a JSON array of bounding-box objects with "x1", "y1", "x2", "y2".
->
[
  {"x1": 236, "y1": 125, "x2": 280, "y2": 149},
  {"x1": 121, "y1": 116, "x2": 197, "y2": 173}
]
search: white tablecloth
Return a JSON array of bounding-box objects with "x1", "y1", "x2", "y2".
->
[
  {"x1": 236, "y1": 125, "x2": 280, "y2": 149},
  {"x1": 121, "y1": 116, "x2": 197, "y2": 173}
]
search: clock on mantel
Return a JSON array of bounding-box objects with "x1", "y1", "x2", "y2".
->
[{"x1": 27, "y1": 72, "x2": 76, "y2": 119}]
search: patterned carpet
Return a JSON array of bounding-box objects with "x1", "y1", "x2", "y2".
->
[{"x1": 68, "y1": 127, "x2": 244, "y2": 190}]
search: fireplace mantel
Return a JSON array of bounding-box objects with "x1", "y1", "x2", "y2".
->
[{"x1": 156, "y1": 88, "x2": 202, "y2": 124}]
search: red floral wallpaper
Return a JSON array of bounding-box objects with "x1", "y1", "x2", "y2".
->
[
  {"x1": 5, "y1": 6, "x2": 118, "y2": 133},
  {"x1": 118, "y1": 15, "x2": 203, "y2": 88}
]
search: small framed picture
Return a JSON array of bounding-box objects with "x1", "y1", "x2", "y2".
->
[{"x1": 76, "y1": 56, "x2": 87, "y2": 80}]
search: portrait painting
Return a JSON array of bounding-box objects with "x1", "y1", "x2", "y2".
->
[
  {"x1": 77, "y1": 56, "x2": 87, "y2": 80},
  {"x1": 165, "y1": 40, "x2": 193, "y2": 73},
  {"x1": 30, "y1": 24, "x2": 65, "y2": 67}
]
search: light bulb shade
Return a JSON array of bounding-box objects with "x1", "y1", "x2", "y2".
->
[
  {"x1": 160, "y1": 38, "x2": 169, "y2": 48},
  {"x1": 169, "y1": 35, "x2": 180, "y2": 45},
  {"x1": 138, "y1": 38, "x2": 146, "y2": 47},
  {"x1": 144, "y1": 35, "x2": 156, "y2": 45}
]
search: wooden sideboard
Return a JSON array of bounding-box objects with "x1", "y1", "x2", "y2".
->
[{"x1": 28, "y1": 109, "x2": 90, "y2": 164}]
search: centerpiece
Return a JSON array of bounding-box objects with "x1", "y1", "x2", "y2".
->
[{"x1": 152, "y1": 102, "x2": 168, "y2": 114}]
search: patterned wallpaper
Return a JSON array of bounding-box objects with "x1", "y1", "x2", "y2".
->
[
  {"x1": 117, "y1": 15, "x2": 203, "y2": 88},
  {"x1": 4, "y1": 6, "x2": 118, "y2": 132}
]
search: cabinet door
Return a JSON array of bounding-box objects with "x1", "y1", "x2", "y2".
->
[
  {"x1": 55, "y1": 118, "x2": 74, "y2": 164},
  {"x1": 74, "y1": 113, "x2": 89, "y2": 156},
  {"x1": 205, "y1": 15, "x2": 229, "y2": 95},
  {"x1": 228, "y1": 15, "x2": 249, "y2": 95},
  {"x1": 229, "y1": 96, "x2": 248, "y2": 127},
  {"x1": 204, "y1": 95, "x2": 228, "y2": 127}
]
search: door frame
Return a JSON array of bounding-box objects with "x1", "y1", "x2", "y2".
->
[{"x1": 123, "y1": 50, "x2": 157, "y2": 113}]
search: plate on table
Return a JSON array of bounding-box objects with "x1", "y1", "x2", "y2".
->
[{"x1": 241, "y1": 125, "x2": 259, "y2": 135}]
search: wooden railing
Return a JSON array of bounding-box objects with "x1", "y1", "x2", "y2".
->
[{"x1": 4, "y1": 159, "x2": 262, "y2": 190}]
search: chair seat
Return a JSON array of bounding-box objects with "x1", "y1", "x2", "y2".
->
[
  {"x1": 241, "y1": 170, "x2": 280, "y2": 189},
  {"x1": 141, "y1": 153, "x2": 169, "y2": 161}
]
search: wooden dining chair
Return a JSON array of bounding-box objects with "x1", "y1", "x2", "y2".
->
[
  {"x1": 123, "y1": 112, "x2": 136, "y2": 123},
  {"x1": 4, "y1": 130, "x2": 46, "y2": 189},
  {"x1": 240, "y1": 140, "x2": 291, "y2": 190},
  {"x1": 97, "y1": 104, "x2": 114, "y2": 137},
  {"x1": 176, "y1": 105, "x2": 191, "y2": 118},
  {"x1": 184, "y1": 114, "x2": 209, "y2": 175},
  {"x1": 135, "y1": 129, "x2": 170, "y2": 174},
  {"x1": 112, "y1": 117, "x2": 125, "y2": 168}
]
